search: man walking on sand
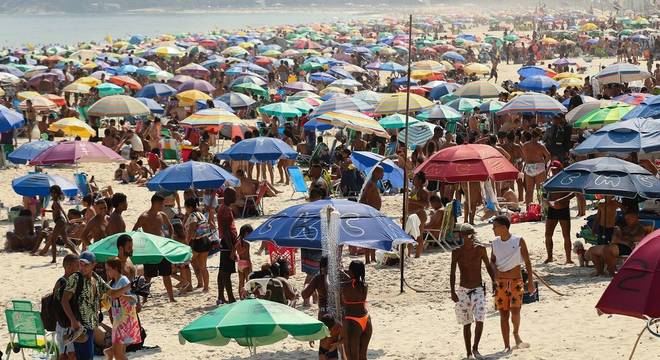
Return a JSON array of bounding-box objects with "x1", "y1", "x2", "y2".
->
[
  {"x1": 490, "y1": 215, "x2": 535, "y2": 353},
  {"x1": 450, "y1": 223, "x2": 495, "y2": 359}
]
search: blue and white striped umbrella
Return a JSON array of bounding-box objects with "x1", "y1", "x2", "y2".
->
[
  {"x1": 594, "y1": 63, "x2": 652, "y2": 85},
  {"x1": 519, "y1": 75, "x2": 560, "y2": 92},
  {"x1": 397, "y1": 122, "x2": 437, "y2": 148},
  {"x1": 497, "y1": 92, "x2": 567, "y2": 115},
  {"x1": 429, "y1": 83, "x2": 462, "y2": 100},
  {"x1": 417, "y1": 104, "x2": 462, "y2": 121},
  {"x1": 309, "y1": 96, "x2": 374, "y2": 117},
  {"x1": 309, "y1": 72, "x2": 337, "y2": 83},
  {"x1": 215, "y1": 92, "x2": 256, "y2": 109},
  {"x1": 353, "y1": 90, "x2": 383, "y2": 105}
]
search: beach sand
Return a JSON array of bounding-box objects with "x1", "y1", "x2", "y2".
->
[{"x1": 1, "y1": 27, "x2": 658, "y2": 359}]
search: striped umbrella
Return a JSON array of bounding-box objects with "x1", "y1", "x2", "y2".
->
[
  {"x1": 595, "y1": 63, "x2": 652, "y2": 84},
  {"x1": 286, "y1": 91, "x2": 320, "y2": 102},
  {"x1": 446, "y1": 98, "x2": 482, "y2": 113},
  {"x1": 87, "y1": 95, "x2": 150, "y2": 117},
  {"x1": 154, "y1": 46, "x2": 184, "y2": 57},
  {"x1": 373, "y1": 92, "x2": 433, "y2": 114},
  {"x1": 613, "y1": 92, "x2": 650, "y2": 105},
  {"x1": 417, "y1": 104, "x2": 462, "y2": 121},
  {"x1": 397, "y1": 122, "x2": 436, "y2": 147},
  {"x1": 288, "y1": 100, "x2": 315, "y2": 114},
  {"x1": 622, "y1": 95, "x2": 660, "y2": 120},
  {"x1": 48, "y1": 117, "x2": 95, "y2": 137},
  {"x1": 63, "y1": 82, "x2": 91, "y2": 94},
  {"x1": 453, "y1": 80, "x2": 507, "y2": 99},
  {"x1": 497, "y1": 92, "x2": 567, "y2": 115},
  {"x1": 176, "y1": 63, "x2": 211, "y2": 78},
  {"x1": 518, "y1": 75, "x2": 560, "y2": 92},
  {"x1": 216, "y1": 92, "x2": 256, "y2": 109},
  {"x1": 259, "y1": 102, "x2": 303, "y2": 118},
  {"x1": 181, "y1": 109, "x2": 242, "y2": 128},
  {"x1": 232, "y1": 82, "x2": 268, "y2": 97},
  {"x1": 429, "y1": 83, "x2": 462, "y2": 100},
  {"x1": 18, "y1": 96, "x2": 58, "y2": 112},
  {"x1": 573, "y1": 103, "x2": 634, "y2": 129},
  {"x1": 136, "y1": 83, "x2": 177, "y2": 98},
  {"x1": 283, "y1": 81, "x2": 317, "y2": 93},
  {"x1": 479, "y1": 100, "x2": 505, "y2": 113},
  {"x1": 378, "y1": 113, "x2": 421, "y2": 129},
  {"x1": 310, "y1": 96, "x2": 374, "y2": 117},
  {"x1": 353, "y1": 90, "x2": 383, "y2": 105},
  {"x1": 566, "y1": 100, "x2": 617, "y2": 123},
  {"x1": 317, "y1": 110, "x2": 388, "y2": 138}
]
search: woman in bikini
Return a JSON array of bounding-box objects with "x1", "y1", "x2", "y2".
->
[
  {"x1": 407, "y1": 172, "x2": 430, "y2": 258},
  {"x1": 40, "y1": 185, "x2": 78, "y2": 263},
  {"x1": 184, "y1": 198, "x2": 212, "y2": 292},
  {"x1": 235, "y1": 225, "x2": 253, "y2": 299},
  {"x1": 341, "y1": 260, "x2": 371, "y2": 360}
]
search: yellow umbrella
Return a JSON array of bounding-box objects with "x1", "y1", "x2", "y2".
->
[
  {"x1": 541, "y1": 37, "x2": 559, "y2": 46},
  {"x1": 374, "y1": 92, "x2": 433, "y2": 114},
  {"x1": 558, "y1": 77, "x2": 584, "y2": 88},
  {"x1": 581, "y1": 23, "x2": 599, "y2": 31},
  {"x1": 63, "y1": 82, "x2": 91, "y2": 94},
  {"x1": 317, "y1": 110, "x2": 389, "y2": 138},
  {"x1": 319, "y1": 86, "x2": 344, "y2": 96},
  {"x1": 411, "y1": 60, "x2": 445, "y2": 72},
  {"x1": 16, "y1": 91, "x2": 41, "y2": 101},
  {"x1": 81, "y1": 62, "x2": 99, "y2": 70},
  {"x1": 176, "y1": 90, "x2": 212, "y2": 106},
  {"x1": 48, "y1": 117, "x2": 95, "y2": 137},
  {"x1": 75, "y1": 76, "x2": 102, "y2": 87},
  {"x1": 238, "y1": 42, "x2": 255, "y2": 49},
  {"x1": 463, "y1": 63, "x2": 491, "y2": 75},
  {"x1": 155, "y1": 46, "x2": 184, "y2": 57},
  {"x1": 554, "y1": 72, "x2": 582, "y2": 80}
]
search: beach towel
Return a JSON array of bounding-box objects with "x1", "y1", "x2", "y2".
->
[{"x1": 405, "y1": 214, "x2": 421, "y2": 239}]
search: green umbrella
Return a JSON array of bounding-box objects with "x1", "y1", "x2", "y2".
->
[
  {"x1": 178, "y1": 298, "x2": 329, "y2": 348},
  {"x1": 573, "y1": 102, "x2": 633, "y2": 129},
  {"x1": 259, "y1": 102, "x2": 303, "y2": 118},
  {"x1": 288, "y1": 99, "x2": 315, "y2": 114},
  {"x1": 300, "y1": 62, "x2": 324, "y2": 72},
  {"x1": 95, "y1": 83, "x2": 125, "y2": 97},
  {"x1": 232, "y1": 82, "x2": 268, "y2": 97},
  {"x1": 446, "y1": 98, "x2": 482, "y2": 113},
  {"x1": 503, "y1": 34, "x2": 519, "y2": 42},
  {"x1": 378, "y1": 113, "x2": 421, "y2": 129},
  {"x1": 439, "y1": 93, "x2": 458, "y2": 104},
  {"x1": 88, "y1": 230, "x2": 192, "y2": 264}
]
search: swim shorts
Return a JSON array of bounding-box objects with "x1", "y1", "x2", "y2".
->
[
  {"x1": 493, "y1": 278, "x2": 524, "y2": 311},
  {"x1": 455, "y1": 286, "x2": 486, "y2": 325}
]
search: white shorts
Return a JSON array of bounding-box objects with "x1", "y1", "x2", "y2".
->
[
  {"x1": 55, "y1": 323, "x2": 75, "y2": 354},
  {"x1": 455, "y1": 286, "x2": 486, "y2": 325}
]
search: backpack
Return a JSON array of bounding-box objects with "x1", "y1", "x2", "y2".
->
[{"x1": 40, "y1": 273, "x2": 84, "y2": 331}]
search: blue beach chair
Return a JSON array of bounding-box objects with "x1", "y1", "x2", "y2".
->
[{"x1": 287, "y1": 166, "x2": 308, "y2": 198}]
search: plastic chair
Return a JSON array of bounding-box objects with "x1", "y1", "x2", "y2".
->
[
  {"x1": 11, "y1": 300, "x2": 32, "y2": 312},
  {"x1": 287, "y1": 166, "x2": 308, "y2": 198},
  {"x1": 4, "y1": 306, "x2": 58, "y2": 360},
  {"x1": 74, "y1": 172, "x2": 90, "y2": 197}
]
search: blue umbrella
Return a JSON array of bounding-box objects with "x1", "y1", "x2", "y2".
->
[
  {"x1": 136, "y1": 98, "x2": 164, "y2": 114},
  {"x1": 519, "y1": 75, "x2": 560, "y2": 92},
  {"x1": 327, "y1": 66, "x2": 354, "y2": 80},
  {"x1": 376, "y1": 61, "x2": 406, "y2": 72},
  {"x1": 429, "y1": 83, "x2": 461, "y2": 100},
  {"x1": 129, "y1": 35, "x2": 145, "y2": 45},
  {"x1": 0, "y1": 105, "x2": 25, "y2": 132},
  {"x1": 573, "y1": 118, "x2": 660, "y2": 155},
  {"x1": 146, "y1": 161, "x2": 239, "y2": 191},
  {"x1": 245, "y1": 199, "x2": 414, "y2": 250},
  {"x1": 457, "y1": 34, "x2": 477, "y2": 42},
  {"x1": 309, "y1": 72, "x2": 337, "y2": 83},
  {"x1": 517, "y1": 65, "x2": 549, "y2": 78},
  {"x1": 0, "y1": 64, "x2": 24, "y2": 77},
  {"x1": 136, "y1": 66, "x2": 160, "y2": 76},
  {"x1": 216, "y1": 92, "x2": 256, "y2": 108},
  {"x1": 7, "y1": 140, "x2": 56, "y2": 164},
  {"x1": 117, "y1": 64, "x2": 138, "y2": 74},
  {"x1": 12, "y1": 173, "x2": 78, "y2": 197},
  {"x1": 391, "y1": 76, "x2": 418, "y2": 87},
  {"x1": 542, "y1": 157, "x2": 660, "y2": 199},
  {"x1": 303, "y1": 119, "x2": 333, "y2": 131},
  {"x1": 136, "y1": 83, "x2": 178, "y2": 98},
  {"x1": 215, "y1": 137, "x2": 298, "y2": 162},
  {"x1": 350, "y1": 151, "x2": 404, "y2": 188},
  {"x1": 195, "y1": 99, "x2": 235, "y2": 113},
  {"x1": 441, "y1": 51, "x2": 465, "y2": 62},
  {"x1": 622, "y1": 95, "x2": 660, "y2": 120}
]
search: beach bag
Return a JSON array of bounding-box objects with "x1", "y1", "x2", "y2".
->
[
  {"x1": 40, "y1": 277, "x2": 67, "y2": 331},
  {"x1": 193, "y1": 212, "x2": 211, "y2": 239}
]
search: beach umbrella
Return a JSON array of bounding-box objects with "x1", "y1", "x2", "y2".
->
[
  {"x1": 135, "y1": 83, "x2": 177, "y2": 98},
  {"x1": 136, "y1": 65, "x2": 160, "y2": 76},
  {"x1": 518, "y1": 75, "x2": 560, "y2": 92},
  {"x1": 108, "y1": 75, "x2": 141, "y2": 90},
  {"x1": 318, "y1": 110, "x2": 388, "y2": 138},
  {"x1": 149, "y1": 70, "x2": 174, "y2": 82},
  {"x1": 215, "y1": 137, "x2": 297, "y2": 162},
  {"x1": 27, "y1": 72, "x2": 59, "y2": 87},
  {"x1": 136, "y1": 97, "x2": 164, "y2": 114},
  {"x1": 613, "y1": 93, "x2": 651, "y2": 106},
  {"x1": 177, "y1": 79, "x2": 216, "y2": 93},
  {"x1": 195, "y1": 99, "x2": 235, "y2": 113},
  {"x1": 168, "y1": 74, "x2": 195, "y2": 88},
  {"x1": 146, "y1": 161, "x2": 238, "y2": 191},
  {"x1": 441, "y1": 51, "x2": 465, "y2": 62},
  {"x1": 12, "y1": 173, "x2": 78, "y2": 197},
  {"x1": 287, "y1": 100, "x2": 315, "y2": 114},
  {"x1": 286, "y1": 91, "x2": 320, "y2": 102},
  {"x1": 62, "y1": 82, "x2": 90, "y2": 94},
  {"x1": 429, "y1": 83, "x2": 462, "y2": 100},
  {"x1": 566, "y1": 100, "x2": 618, "y2": 123},
  {"x1": 245, "y1": 199, "x2": 413, "y2": 250},
  {"x1": 230, "y1": 75, "x2": 268, "y2": 87},
  {"x1": 374, "y1": 61, "x2": 406, "y2": 72},
  {"x1": 88, "y1": 95, "x2": 150, "y2": 117},
  {"x1": 479, "y1": 100, "x2": 505, "y2": 113},
  {"x1": 329, "y1": 79, "x2": 361, "y2": 89},
  {"x1": 179, "y1": 298, "x2": 328, "y2": 348},
  {"x1": 416, "y1": 104, "x2": 462, "y2": 121},
  {"x1": 18, "y1": 96, "x2": 58, "y2": 112},
  {"x1": 176, "y1": 90, "x2": 212, "y2": 106},
  {"x1": 562, "y1": 95, "x2": 599, "y2": 108},
  {"x1": 283, "y1": 81, "x2": 317, "y2": 93},
  {"x1": 463, "y1": 63, "x2": 490, "y2": 75},
  {"x1": 397, "y1": 122, "x2": 437, "y2": 147},
  {"x1": 181, "y1": 108, "x2": 242, "y2": 127},
  {"x1": 7, "y1": 140, "x2": 55, "y2": 164},
  {"x1": 453, "y1": 80, "x2": 506, "y2": 99},
  {"x1": 542, "y1": 157, "x2": 660, "y2": 199},
  {"x1": 309, "y1": 96, "x2": 373, "y2": 117},
  {"x1": 595, "y1": 63, "x2": 651, "y2": 85},
  {"x1": 0, "y1": 72, "x2": 20, "y2": 84},
  {"x1": 48, "y1": 117, "x2": 95, "y2": 137},
  {"x1": 374, "y1": 92, "x2": 433, "y2": 114},
  {"x1": 216, "y1": 92, "x2": 256, "y2": 109},
  {"x1": 573, "y1": 102, "x2": 634, "y2": 129},
  {"x1": 573, "y1": 118, "x2": 660, "y2": 155},
  {"x1": 75, "y1": 76, "x2": 102, "y2": 87},
  {"x1": 176, "y1": 63, "x2": 211, "y2": 78},
  {"x1": 623, "y1": 95, "x2": 660, "y2": 120},
  {"x1": 0, "y1": 105, "x2": 25, "y2": 132},
  {"x1": 259, "y1": 102, "x2": 302, "y2": 118},
  {"x1": 557, "y1": 77, "x2": 583, "y2": 88},
  {"x1": 416, "y1": 144, "x2": 519, "y2": 182},
  {"x1": 154, "y1": 46, "x2": 184, "y2": 58},
  {"x1": 517, "y1": 65, "x2": 553, "y2": 78},
  {"x1": 95, "y1": 83, "x2": 125, "y2": 97},
  {"x1": 30, "y1": 141, "x2": 124, "y2": 165},
  {"x1": 596, "y1": 229, "x2": 660, "y2": 319},
  {"x1": 232, "y1": 82, "x2": 268, "y2": 97},
  {"x1": 353, "y1": 90, "x2": 383, "y2": 105},
  {"x1": 497, "y1": 92, "x2": 567, "y2": 115},
  {"x1": 89, "y1": 230, "x2": 192, "y2": 264},
  {"x1": 378, "y1": 113, "x2": 421, "y2": 129},
  {"x1": 351, "y1": 151, "x2": 404, "y2": 188},
  {"x1": 446, "y1": 98, "x2": 482, "y2": 113},
  {"x1": 303, "y1": 118, "x2": 333, "y2": 131}
]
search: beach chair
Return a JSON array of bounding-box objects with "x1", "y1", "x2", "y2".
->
[
  {"x1": 74, "y1": 172, "x2": 91, "y2": 198},
  {"x1": 159, "y1": 138, "x2": 180, "y2": 162},
  {"x1": 424, "y1": 202, "x2": 458, "y2": 252},
  {"x1": 287, "y1": 166, "x2": 308, "y2": 198},
  {"x1": 384, "y1": 142, "x2": 397, "y2": 157},
  {"x1": 242, "y1": 184, "x2": 267, "y2": 218},
  {"x1": 4, "y1": 303, "x2": 58, "y2": 360}
]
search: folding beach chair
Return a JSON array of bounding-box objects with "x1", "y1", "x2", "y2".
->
[
  {"x1": 287, "y1": 166, "x2": 308, "y2": 198},
  {"x1": 242, "y1": 184, "x2": 267, "y2": 218},
  {"x1": 74, "y1": 172, "x2": 91, "y2": 198},
  {"x1": 4, "y1": 303, "x2": 58, "y2": 360},
  {"x1": 159, "y1": 138, "x2": 180, "y2": 162},
  {"x1": 424, "y1": 202, "x2": 458, "y2": 252},
  {"x1": 384, "y1": 142, "x2": 397, "y2": 157}
]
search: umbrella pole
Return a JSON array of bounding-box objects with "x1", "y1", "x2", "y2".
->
[
  {"x1": 466, "y1": 181, "x2": 471, "y2": 224},
  {"x1": 628, "y1": 323, "x2": 647, "y2": 360},
  {"x1": 400, "y1": 13, "x2": 413, "y2": 295}
]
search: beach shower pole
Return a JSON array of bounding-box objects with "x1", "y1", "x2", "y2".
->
[{"x1": 400, "y1": 13, "x2": 413, "y2": 294}]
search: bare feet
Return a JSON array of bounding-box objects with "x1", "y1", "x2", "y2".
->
[
  {"x1": 513, "y1": 333, "x2": 530, "y2": 349},
  {"x1": 565, "y1": 260, "x2": 574, "y2": 265},
  {"x1": 543, "y1": 258, "x2": 554, "y2": 264}
]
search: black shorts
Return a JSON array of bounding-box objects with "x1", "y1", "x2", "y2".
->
[
  {"x1": 616, "y1": 243, "x2": 632, "y2": 256},
  {"x1": 547, "y1": 207, "x2": 570, "y2": 220},
  {"x1": 219, "y1": 250, "x2": 236, "y2": 274},
  {"x1": 319, "y1": 346, "x2": 338, "y2": 358},
  {"x1": 191, "y1": 237, "x2": 212, "y2": 253},
  {"x1": 144, "y1": 259, "x2": 172, "y2": 278}
]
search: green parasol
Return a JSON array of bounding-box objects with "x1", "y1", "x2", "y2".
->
[
  {"x1": 378, "y1": 113, "x2": 421, "y2": 129},
  {"x1": 259, "y1": 102, "x2": 303, "y2": 118},
  {"x1": 573, "y1": 102, "x2": 633, "y2": 129},
  {"x1": 88, "y1": 230, "x2": 192, "y2": 264},
  {"x1": 232, "y1": 82, "x2": 268, "y2": 97}
]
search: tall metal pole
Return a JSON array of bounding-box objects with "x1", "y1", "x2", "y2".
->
[{"x1": 400, "y1": 13, "x2": 413, "y2": 294}]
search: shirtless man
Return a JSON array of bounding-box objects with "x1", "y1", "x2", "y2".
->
[
  {"x1": 544, "y1": 162, "x2": 575, "y2": 264},
  {"x1": 461, "y1": 181, "x2": 482, "y2": 225},
  {"x1": 358, "y1": 166, "x2": 383, "y2": 264},
  {"x1": 80, "y1": 199, "x2": 109, "y2": 250},
  {"x1": 133, "y1": 193, "x2": 176, "y2": 302},
  {"x1": 116, "y1": 234, "x2": 136, "y2": 281},
  {"x1": 468, "y1": 108, "x2": 482, "y2": 132},
  {"x1": 408, "y1": 172, "x2": 430, "y2": 258},
  {"x1": 499, "y1": 132, "x2": 524, "y2": 201},
  {"x1": 106, "y1": 193, "x2": 127, "y2": 236},
  {"x1": 521, "y1": 129, "x2": 550, "y2": 205},
  {"x1": 425, "y1": 195, "x2": 446, "y2": 240},
  {"x1": 450, "y1": 224, "x2": 495, "y2": 360},
  {"x1": 490, "y1": 216, "x2": 534, "y2": 353},
  {"x1": 593, "y1": 196, "x2": 621, "y2": 245}
]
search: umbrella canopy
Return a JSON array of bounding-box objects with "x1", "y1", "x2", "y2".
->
[
  {"x1": 613, "y1": 92, "x2": 650, "y2": 105},
  {"x1": 94, "y1": 83, "x2": 125, "y2": 97},
  {"x1": 416, "y1": 144, "x2": 519, "y2": 182},
  {"x1": 378, "y1": 113, "x2": 421, "y2": 129},
  {"x1": 566, "y1": 100, "x2": 618, "y2": 123},
  {"x1": 216, "y1": 92, "x2": 256, "y2": 108},
  {"x1": 181, "y1": 108, "x2": 242, "y2": 127},
  {"x1": 48, "y1": 117, "x2": 96, "y2": 137},
  {"x1": 259, "y1": 102, "x2": 302, "y2": 118},
  {"x1": 177, "y1": 90, "x2": 212, "y2": 106},
  {"x1": 446, "y1": 98, "x2": 482, "y2": 113},
  {"x1": 136, "y1": 83, "x2": 177, "y2": 98},
  {"x1": 0, "y1": 105, "x2": 25, "y2": 132},
  {"x1": 178, "y1": 79, "x2": 216, "y2": 93},
  {"x1": 622, "y1": 95, "x2": 660, "y2": 120},
  {"x1": 595, "y1": 63, "x2": 652, "y2": 84},
  {"x1": 303, "y1": 118, "x2": 333, "y2": 131},
  {"x1": 12, "y1": 173, "x2": 78, "y2": 197},
  {"x1": 453, "y1": 80, "x2": 507, "y2": 99},
  {"x1": 518, "y1": 75, "x2": 560, "y2": 92},
  {"x1": 309, "y1": 96, "x2": 373, "y2": 117},
  {"x1": 573, "y1": 103, "x2": 633, "y2": 129},
  {"x1": 542, "y1": 157, "x2": 660, "y2": 199},
  {"x1": 397, "y1": 122, "x2": 437, "y2": 147},
  {"x1": 417, "y1": 104, "x2": 462, "y2": 121},
  {"x1": 479, "y1": 100, "x2": 505, "y2": 113},
  {"x1": 317, "y1": 110, "x2": 388, "y2": 138},
  {"x1": 178, "y1": 298, "x2": 328, "y2": 347},
  {"x1": 146, "y1": 161, "x2": 238, "y2": 191},
  {"x1": 18, "y1": 96, "x2": 58, "y2": 112},
  {"x1": 216, "y1": 137, "x2": 297, "y2": 162},
  {"x1": 573, "y1": 118, "x2": 660, "y2": 155},
  {"x1": 350, "y1": 151, "x2": 404, "y2": 188},
  {"x1": 245, "y1": 199, "x2": 414, "y2": 250},
  {"x1": 137, "y1": 97, "x2": 164, "y2": 114},
  {"x1": 429, "y1": 83, "x2": 462, "y2": 100},
  {"x1": 353, "y1": 90, "x2": 383, "y2": 105},
  {"x1": 7, "y1": 140, "x2": 56, "y2": 164},
  {"x1": 87, "y1": 95, "x2": 150, "y2": 117},
  {"x1": 463, "y1": 63, "x2": 491, "y2": 75},
  {"x1": 283, "y1": 81, "x2": 317, "y2": 93},
  {"x1": 373, "y1": 92, "x2": 433, "y2": 114},
  {"x1": 596, "y1": 229, "x2": 660, "y2": 319},
  {"x1": 517, "y1": 65, "x2": 554, "y2": 78},
  {"x1": 497, "y1": 92, "x2": 567, "y2": 115},
  {"x1": 89, "y1": 230, "x2": 192, "y2": 264},
  {"x1": 30, "y1": 141, "x2": 124, "y2": 165}
]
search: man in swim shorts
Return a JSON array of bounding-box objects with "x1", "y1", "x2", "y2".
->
[{"x1": 521, "y1": 129, "x2": 550, "y2": 205}]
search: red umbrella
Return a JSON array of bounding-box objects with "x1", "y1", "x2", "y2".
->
[
  {"x1": 415, "y1": 144, "x2": 519, "y2": 182},
  {"x1": 109, "y1": 75, "x2": 142, "y2": 90},
  {"x1": 596, "y1": 229, "x2": 660, "y2": 319}
]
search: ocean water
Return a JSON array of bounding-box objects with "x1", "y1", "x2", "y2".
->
[{"x1": 0, "y1": 11, "x2": 367, "y2": 47}]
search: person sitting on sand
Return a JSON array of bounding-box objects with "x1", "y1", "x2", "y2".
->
[
  {"x1": 6, "y1": 209, "x2": 40, "y2": 252},
  {"x1": 80, "y1": 198, "x2": 109, "y2": 250}
]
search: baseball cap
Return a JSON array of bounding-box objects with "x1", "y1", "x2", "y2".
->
[
  {"x1": 79, "y1": 251, "x2": 96, "y2": 264},
  {"x1": 454, "y1": 223, "x2": 475, "y2": 235}
]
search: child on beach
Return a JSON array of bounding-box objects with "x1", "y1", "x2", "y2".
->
[
  {"x1": 318, "y1": 314, "x2": 343, "y2": 360},
  {"x1": 236, "y1": 224, "x2": 253, "y2": 299}
]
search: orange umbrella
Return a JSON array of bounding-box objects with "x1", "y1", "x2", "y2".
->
[
  {"x1": 109, "y1": 75, "x2": 142, "y2": 90},
  {"x1": 43, "y1": 94, "x2": 66, "y2": 107}
]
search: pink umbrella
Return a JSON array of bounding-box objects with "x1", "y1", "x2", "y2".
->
[
  {"x1": 30, "y1": 141, "x2": 124, "y2": 165},
  {"x1": 177, "y1": 79, "x2": 216, "y2": 93},
  {"x1": 167, "y1": 74, "x2": 195, "y2": 88}
]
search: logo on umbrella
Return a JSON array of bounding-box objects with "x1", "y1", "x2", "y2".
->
[{"x1": 594, "y1": 174, "x2": 621, "y2": 187}]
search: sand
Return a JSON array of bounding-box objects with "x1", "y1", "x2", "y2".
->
[{"x1": 1, "y1": 23, "x2": 658, "y2": 360}]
